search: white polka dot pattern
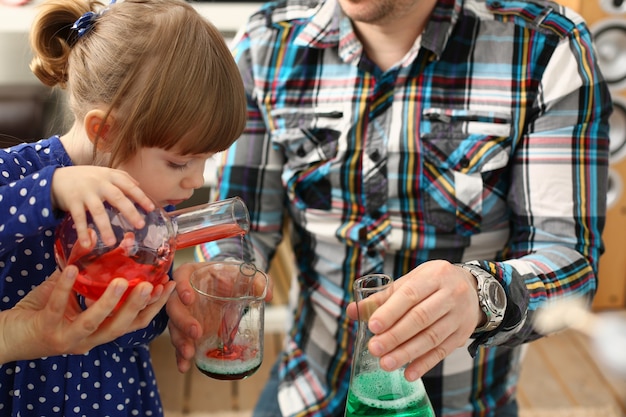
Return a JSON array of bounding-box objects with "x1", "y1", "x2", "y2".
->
[{"x1": 0, "y1": 137, "x2": 169, "y2": 416}]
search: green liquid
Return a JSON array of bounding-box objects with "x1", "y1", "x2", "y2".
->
[{"x1": 345, "y1": 370, "x2": 435, "y2": 417}]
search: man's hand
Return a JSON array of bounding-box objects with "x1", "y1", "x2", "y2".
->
[
  {"x1": 167, "y1": 261, "x2": 274, "y2": 373},
  {"x1": 346, "y1": 260, "x2": 482, "y2": 381},
  {"x1": 0, "y1": 266, "x2": 175, "y2": 364}
]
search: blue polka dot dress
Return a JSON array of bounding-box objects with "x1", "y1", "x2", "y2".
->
[{"x1": 0, "y1": 136, "x2": 168, "y2": 417}]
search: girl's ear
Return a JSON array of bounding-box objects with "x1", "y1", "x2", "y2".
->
[{"x1": 84, "y1": 109, "x2": 113, "y2": 150}]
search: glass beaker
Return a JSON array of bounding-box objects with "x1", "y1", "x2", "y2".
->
[
  {"x1": 189, "y1": 260, "x2": 268, "y2": 380},
  {"x1": 345, "y1": 274, "x2": 435, "y2": 417},
  {"x1": 54, "y1": 197, "x2": 249, "y2": 301}
]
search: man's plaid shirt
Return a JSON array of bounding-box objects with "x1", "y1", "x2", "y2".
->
[{"x1": 199, "y1": 0, "x2": 612, "y2": 415}]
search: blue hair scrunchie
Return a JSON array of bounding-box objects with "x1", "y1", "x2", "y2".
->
[
  {"x1": 71, "y1": 11, "x2": 97, "y2": 38},
  {"x1": 71, "y1": 0, "x2": 116, "y2": 39}
]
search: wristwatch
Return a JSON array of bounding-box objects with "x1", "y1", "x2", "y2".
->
[{"x1": 456, "y1": 263, "x2": 507, "y2": 332}]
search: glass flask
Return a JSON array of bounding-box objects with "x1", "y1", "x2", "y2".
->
[
  {"x1": 54, "y1": 197, "x2": 249, "y2": 301},
  {"x1": 345, "y1": 274, "x2": 436, "y2": 417},
  {"x1": 190, "y1": 260, "x2": 268, "y2": 380}
]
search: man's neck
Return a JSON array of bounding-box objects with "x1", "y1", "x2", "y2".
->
[{"x1": 351, "y1": 0, "x2": 437, "y2": 71}]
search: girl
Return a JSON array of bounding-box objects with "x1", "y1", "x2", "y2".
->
[{"x1": 0, "y1": 0, "x2": 246, "y2": 415}]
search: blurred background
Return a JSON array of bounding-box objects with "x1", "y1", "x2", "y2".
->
[{"x1": 0, "y1": 1, "x2": 624, "y2": 416}]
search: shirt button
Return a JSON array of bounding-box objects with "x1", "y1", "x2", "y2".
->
[
  {"x1": 460, "y1": 157, "x2": 470, "y2": 168},
  {"x1": 359, "y1": 227, "x2": 368, "y2": 242},
  {"x1": 370, "y1": 149, "x2": 381, "y2": 162}
]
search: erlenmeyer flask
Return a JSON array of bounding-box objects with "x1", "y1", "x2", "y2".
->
[
  {"x1": 345, "y1": 274, "x2": 436, "y2": 417},
  {"x1": 54, "y1": 197, "x2": 249, "y2": 301}
]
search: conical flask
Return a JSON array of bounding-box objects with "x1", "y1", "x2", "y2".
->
[
  {"x1": 54, "y1": 197, "x2": 249, "y2": 301},
  {"x1": 345, "y1": 274, "x2": 436, "y2": 417}
]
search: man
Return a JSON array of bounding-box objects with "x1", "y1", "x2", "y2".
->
[{"x1": 168, "y1": 0, "x2": 612, "y2": 415}]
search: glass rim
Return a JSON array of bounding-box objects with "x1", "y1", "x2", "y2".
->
[
  {"x1": 353, "y1": 273, "x2": 393, "y2": 293},
  {"x1": 189, "y1": 260, "x2": 268, "y2": 301}
]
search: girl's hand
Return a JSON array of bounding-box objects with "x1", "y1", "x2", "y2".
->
[
  {"x1": 0, "y1": 266, "x2": 175, "y2": 364},
  {"x1": 51, "y1": 166, "x2": 155, "y2": 248}
]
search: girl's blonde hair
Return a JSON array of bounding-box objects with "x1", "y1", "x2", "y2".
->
[{"x1": 29, "y1": 0, "x2": 247, "y2": 167}]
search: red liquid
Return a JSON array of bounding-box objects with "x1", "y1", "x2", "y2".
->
[
  {"x1": 54, "y1": 198, "x2": 250, "y2": 304},
  {"x1": 66, "y1": 242, "x2": 172, "y2": 301},
  {"x1": 55, "y1": 223, "x2": 244, "y2": 302},
  {"x1": 175, "y1": 223, "x2": 246, "y2": 249},
  {"x1": 196, "y1": 345, "x2": 261, "y2": 380},
  {"x1": 206, "y1": 344, "x2": 252, "y2": 360}
]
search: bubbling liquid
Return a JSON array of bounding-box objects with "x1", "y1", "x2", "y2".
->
[
  {"x1": 345, "y1": 369, "x2": 435, "y2": 417},
  {"x1": 195, "y1": 342, "x2": 262, "y2": 381}
]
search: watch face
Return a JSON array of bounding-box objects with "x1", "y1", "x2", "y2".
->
[{"x1": 487, "y1": 281, "x2": 506, "y2": 310}]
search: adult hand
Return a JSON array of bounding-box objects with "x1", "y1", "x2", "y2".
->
[
  {"x1": 51, "y1": 165, "x2": 155, "y2": 248},
  {"x1": 166, "y1": 262, "x2": 204, "y2": 373},
  {"x1": 0, "y1": 265, "x2": 175, "y2": 364},
  {"x1": 167, "y1": 261, "x2": 274, "y2": 373},
  {"x1": 346, "y1": 260, "x2": 483, "y2": 381}
]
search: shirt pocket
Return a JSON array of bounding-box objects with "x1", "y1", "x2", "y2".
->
[
  {"x1": 420, "y1": 108, "x2": 513, "y2": 235},
  {"x1": 269, "y1": 108, "x2": 345, "y2": 210}
]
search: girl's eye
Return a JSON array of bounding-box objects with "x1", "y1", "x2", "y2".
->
[{"x1": 167, "y1": 161, "x2": 188, "y2": 171}]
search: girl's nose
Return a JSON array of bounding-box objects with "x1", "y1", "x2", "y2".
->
[{"x1": 183, "y1": 166, "x2": 206, "y2": 190}]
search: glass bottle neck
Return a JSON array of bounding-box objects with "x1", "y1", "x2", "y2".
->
[{"x1": 167, "y1": 197, "x2": 250, "y2": 249}]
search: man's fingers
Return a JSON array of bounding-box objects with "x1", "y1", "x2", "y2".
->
[
  {"x1": 72, "y1": 278, "x2": 129, "y2": 334},
  {"x1": 42, "y1": 265, "x2": 78, "y2": 318},
  {"x1": 402, "y1": 332, "x2": 463, "y2": 382},
  {"x1": 376, "y1": 310, "x2": 460, "y2": 371},
  {"x1": 133, "y1": 281, "x2": 176, "y2": 326}
]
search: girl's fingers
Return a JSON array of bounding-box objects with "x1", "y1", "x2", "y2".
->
[
  {"x1": 66, "y1": 229, "x2": 97, "y2": 261},
  {"x1": 65, "y1": 205, "x2": 92, "y2": 248},
  {"x1": 104, "y1": 174, "x2": 153, "y2": 230},
  {"x1": 111, "y1": 177, "x2": 155, "y2": 214},
  {"x1": 82, "y1": 199, "x2": 117, "y2": 246},
  {"x1": 101, "y1": 189, "x2": 147, "y2": 230}
]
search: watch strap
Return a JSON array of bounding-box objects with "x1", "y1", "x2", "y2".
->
[{"x1": 456, "y1": 263, "x2": 506, "y2": 333}]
